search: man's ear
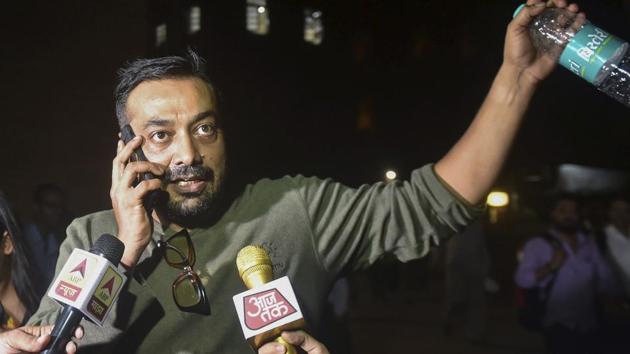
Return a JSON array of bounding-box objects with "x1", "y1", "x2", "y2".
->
[{"x1": 2, "y1": 231, "x2": 14, "y2": 256}]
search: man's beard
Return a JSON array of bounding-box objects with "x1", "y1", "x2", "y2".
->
[{"x1": 159, "y1": 164, "x2": 223, "y2": 228}]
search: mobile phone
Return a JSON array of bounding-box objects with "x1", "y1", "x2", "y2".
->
[{"x1": 121, "y1": 124, "x2": 164, "y2": 212}]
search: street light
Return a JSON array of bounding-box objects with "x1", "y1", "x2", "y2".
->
[
  {"x1": 385, "y1": 170, "x2": 397, "y2": 181},
  {"x1": 486, "y1": 190, "x2": 509, "y2": 224},
  {"x1": 486, "y1": 191, "x2": 509, "y2": 207}
]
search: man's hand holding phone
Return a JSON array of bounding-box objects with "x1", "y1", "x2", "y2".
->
[{"x1": 111, "y1": 130, "x2": 165, "y2": 269}]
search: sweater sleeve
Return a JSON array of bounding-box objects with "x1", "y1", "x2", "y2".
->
[{"x1": 294, "y1": 163, "x2": 484, "y2": 275}]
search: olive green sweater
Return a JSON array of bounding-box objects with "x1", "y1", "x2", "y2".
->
[{"x1": 29, "y1": 164, "x2": 481, "y2": 353}]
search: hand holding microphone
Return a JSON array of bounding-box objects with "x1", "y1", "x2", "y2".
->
[
  {"x1": 0, "y1": 325, "x2": 83, "y2": 354},
  {"x1": 258, "y1": 330, "x2": 330, "y2": 354},
  {"x1": 42, "y1": 234, "x2": 126, "y2": 354},
  {"x1": 233, "y1": 246, "x2": 306, "y2": 354}
]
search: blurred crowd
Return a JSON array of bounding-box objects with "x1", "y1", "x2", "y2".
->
[{"x1": 324, "y1": 192, "x2": 630, "y2": 354}]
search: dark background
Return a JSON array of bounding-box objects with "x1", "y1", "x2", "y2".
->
[{"x1": 1, "y1": 0, "x2": 629, "y2": 218}]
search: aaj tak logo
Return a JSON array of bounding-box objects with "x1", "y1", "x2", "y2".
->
[
  {"x1": 233, "y1": 276, "x2": 303, "y2": 338},
  {"x1": 243, "y1": 288, "x2": 297, "y2": 330}
]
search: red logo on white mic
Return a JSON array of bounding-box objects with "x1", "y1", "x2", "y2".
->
[{"x1": 243, "y1": 288, "x2": 297, "y2": 330}]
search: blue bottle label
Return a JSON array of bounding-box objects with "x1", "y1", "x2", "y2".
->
[{"x1": 559, "y1": 23, "x2": 627, "y2": 84}]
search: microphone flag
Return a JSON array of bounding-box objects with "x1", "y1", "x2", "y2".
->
[
  {"x1": 47, "y1": 248, "x2": 126, "y2": 325},
  {"x1": 233, "y1": 276, "x2": 304, "y2": 341}
]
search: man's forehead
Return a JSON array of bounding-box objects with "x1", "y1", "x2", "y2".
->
[
  {"x1": 130, "y1": 77, "x2": 214, "y2": 102},
  {"x1": 126, "y1": 77, "x2": 216, "y2": 121}
]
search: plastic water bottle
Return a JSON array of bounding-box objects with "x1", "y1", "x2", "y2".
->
[{"x1": 514, "y1": 4, "x2": 629, "y2": 108}]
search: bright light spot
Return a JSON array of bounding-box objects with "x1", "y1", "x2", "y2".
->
[
  {"x1": 247, "y1": 1, "x2": 269, "y2": 35},
  {"x1": 486, "y1": 191, "x2": 509, "y2": 207},
  {"x1": 304, "y1": 9, "x2": 324, "y2": 45},
  {"x1": 385, "y1": 170, "x2": 397, "y2": 181},
  {"x1": 189, "y1": 6, "x2": 201, "y2": 34},
  {"x1": 155, "y1": 24, "x2": 167, "y2": 47}
]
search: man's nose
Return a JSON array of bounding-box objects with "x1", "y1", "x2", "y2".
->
[{"x1": 173, "y1": 135, "x2": 202, "y2": 166}]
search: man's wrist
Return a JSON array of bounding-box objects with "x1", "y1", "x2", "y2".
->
[
  {"x1": 120, "y1": 243, "x2": 146, "y2": 269},
  {"x1": 491, "y1": 63, "x2": 538, "y2": 104}
]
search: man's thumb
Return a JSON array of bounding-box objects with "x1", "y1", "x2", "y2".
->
[{"x1": 3, "y1": 330, "x2": 50, "y2": 353}]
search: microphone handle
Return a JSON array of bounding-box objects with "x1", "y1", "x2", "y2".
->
[{"x1": 41, "y1": 305, "x2": 84, "y2": 354}]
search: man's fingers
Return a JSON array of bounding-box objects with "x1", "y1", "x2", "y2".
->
[
  {"x1": 281, "y1": 331, "x2": 329, "y2": 354},
  {"x1": 258, "y1": 332, "x2": 329, "y2": 354},
  {"x1": 116, "y1": 161, "x2": 164, "y2": 198},
  {"x1": 119, "y1": 135, "x2": 143, "y2": 163},
  {"x1": 512, "y1": 1, "x2": 581, "y2": 30},
  {"x1": 112, "y1": 137, "x2": 137, "y2": 182},
  {"x1": 112, "y1": 140, "x2": 123, "y2": 183},
  {"x1": 112, "y1": 135, "x2": 143, "y2": 181},
  {"x1": 128, "y1": 179, "x2": 163, "y2": 202},
  {"x1": 120, "y1": 161, "x2": 164, "y2": 183},
  {"x1": 18, "y1": 324, "x2": 51, "y2": 337},
  {"x1": 512, "y1": 2, "x2": 547, "y2": 28},
  {"x1": 66, "y1": 340, "x2": 78, "y2": 354},
  {"x1": 258, "y1": 342, "x2": 286, "y2": 354},
  {"x1": 74, "y1": 326, "x2": 84, "y2": 340},
  {"x1": 3, "y1": 328, "x2": 50, "y2": 352},
  {"x1": 547, "y1": 0, "x2": 567, "y2": 8},
  {"x1": 547, "y1": 0, "x2": 581, "y2": 13}
]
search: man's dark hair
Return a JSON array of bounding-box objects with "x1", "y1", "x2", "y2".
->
[{"x1": 114, "y1": 49, "x2": 215, "y2": 128}]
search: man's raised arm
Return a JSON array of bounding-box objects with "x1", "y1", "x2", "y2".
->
[{"x1": 435, "y1": 0, "x2": 581, "y2": 204}]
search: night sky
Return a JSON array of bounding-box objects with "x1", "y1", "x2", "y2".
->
[{"x1": 2, "y1": 0, "x2": 629, "y2": 218}]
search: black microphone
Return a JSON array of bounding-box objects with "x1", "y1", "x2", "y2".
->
[{"x1": 42, "y1": 234, "x2": 125, "y2": 354}]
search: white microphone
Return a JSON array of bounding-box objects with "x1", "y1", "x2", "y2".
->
[{"x1": 43, "y1": 234, "x2": 127, "y2": 354}]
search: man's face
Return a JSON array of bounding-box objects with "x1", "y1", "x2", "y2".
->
[
  {"x1": 125, "y1": 78, "x2": 226, "y2": 226},
  {"x1": 550, "y1": 199, "x2": 580, "y2": 234}
]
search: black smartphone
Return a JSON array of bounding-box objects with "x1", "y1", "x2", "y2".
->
[{"x1": 121, "y1": 124, "x2": 164, "y2": 212}]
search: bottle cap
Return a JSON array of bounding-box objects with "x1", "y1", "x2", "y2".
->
[{"x1": 513, "y1": 3, "x2": 526, "y2": 18}]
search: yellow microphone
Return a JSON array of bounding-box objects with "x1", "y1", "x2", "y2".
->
[{"x1": 236, "y1": 246, "x2": 302, "y2": 354}]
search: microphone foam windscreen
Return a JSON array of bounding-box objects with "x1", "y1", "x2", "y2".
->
[{"x1": 90, "y1": 234, "x2": 125, "y2": 265}]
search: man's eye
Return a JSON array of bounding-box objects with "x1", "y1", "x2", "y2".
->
[
  {"x1": 151, "y1": 131, "x2": 169, "y2": 142},
  {"x1": 196, "y1": 124, "x2": 217, "y2": 136}
]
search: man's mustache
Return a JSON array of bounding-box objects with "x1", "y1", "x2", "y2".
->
[{"x1": 164, "y1": 165, "x2": 214, "y2": 182}]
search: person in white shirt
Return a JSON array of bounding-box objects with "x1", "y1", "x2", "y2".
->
[{"x1": 603, "y1": 196, "x2": 630, "y2": 296}]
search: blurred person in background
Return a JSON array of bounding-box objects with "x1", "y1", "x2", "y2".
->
[
  {"x1": 602, "y1": 196, "x2": 630, "y2": 295},
  {"x1": 597, "y1": 195, "x2": 630, "y2": 353},
  {"x1": 515, "y1": 194, "x2": 617, "y2": 354},
  {"x1": 22, "y1": 184, "x2": 72, "y2": 285},
  {"x1": 442, "y1": 219, "x2": 490, "y2": 343},
  {"x1": 0, "y1": 191, "x2": 45, "y2": 330}
]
